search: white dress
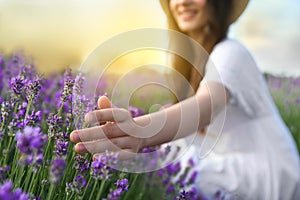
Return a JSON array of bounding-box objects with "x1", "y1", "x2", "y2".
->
[{"x1": 175, "y1": 38, "x2": 300, "y2": 200}]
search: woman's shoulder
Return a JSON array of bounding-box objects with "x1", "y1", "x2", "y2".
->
[
  {"x1": 210, "y1": 38, "x2": 257, "y2": 69},
  {"x1": 213, "y1": 38, "x2": 250, "y2": 57}
]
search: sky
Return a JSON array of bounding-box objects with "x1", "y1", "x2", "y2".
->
[{"x1": 0, "y1": 0, "x2": 299, "y2": 76}]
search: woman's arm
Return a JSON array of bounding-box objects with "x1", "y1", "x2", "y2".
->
[
  {"x1": 143, "y1": 81, "x2": 229, "y2": 147},
  {"x1": 70, "y1": 81, "x2": 229, "y2": 156}
]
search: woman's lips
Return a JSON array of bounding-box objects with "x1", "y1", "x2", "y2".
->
[{"x1": 179, "y1": 10, "x2": 197, "y2": 21}]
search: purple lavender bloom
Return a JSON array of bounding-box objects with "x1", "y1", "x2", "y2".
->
[
  {"x1": 35, "y1": 153, "x2": 44, "y2": 166},
  {"x1": 1, "y1": 101, "x2": 11, "y2": 125},
  {"x1": 115, "y1": 178, "x2": 129, "y2": 191},
  {"x1": 90, "y1": 157, "x2": 108, "y2": 180},
  {"x1": 18, "y1": 102, "x2": 28, "y2": 117},
  {"x1": 175, "y1": 189, "x2": 200, "y2": 200},
  {"x1": 24, "y1": 111, "x2": 42, "y2": 127},
  {"x1": 104, "y1": 178, "x2": 129, "y2": 200},
  {"x1": 0, "y1": 53, "x2": 4, "y2": 67},
  {"x1": 73, "y1": 72, "x2": 85, "y2": 96},
  {"x1": 7, "y1": 103, "x2": 30, "y2": 131},
  {"x1": 26, "y1": 78, "x2": 41, "y2": 102},
  {"x1": 50, "y1": 158, "x2": 66, "y2": 184},
  {"x1": 74, "y1": 155, "x2": 90, "y2": 174},
  {"x1": 214, "y1": 190, "x2": 225, "y2": 200},
  {"x1": 166, "y1": 185, "x2": 175, "y2": 194},
  {"x1": 91, "y1": 151, "x2": 119, "y2": 180},
  {"x1": 166, "y1": 162, "x2": 181, "y2": 176},
  {"x1": 105, "y1": 188, "x2": 123, "y2": 200},
  {"x1": 73, "y1": 175, "x2": 87, "y2": 192},
  {"x1": 128, "y1": 106, "x2": 144, "y2": 118},
  {"x1": 55, "y1": 140, "x2": 69, "y2": 157},
  {"x1": 10, "y1": 76, "x2": 26, "y2": 97},
  {"x1": 5, "y1": 53, "x2": 25, "y2": 78},
  {"x1": 61, "y1": 68, "x2": 74, "y2": 103},
  {"x1": 0, "y1": 166, "x2": 10, "y2": 180},
  {"x1": 157, "y1": 169, "x2": 165, "y2": 177},
  {"x1": 175, "y1": 190, "x2": 189, "y2": 200},
  {"x1": 163, "y1": 177, "x2": 171, "y2": 185},
  {"x1": 188, "y1": 158, "x2": 195, "y2": 167},
  {"x1": 15, "y1": 126, "x2": 48, "y2": 155},
  {"x1": 0, "y1": 180, "x2": 29, "y2": 200},
  {"x1": 291, "y1": 77, "x2": 300, "y2": 86},
  {"x1": 47, "y1": 113, "x2": 63, "y2": 138},
  {"x1": 188, "y1": 171, "x2": 198, "y2": 185}
]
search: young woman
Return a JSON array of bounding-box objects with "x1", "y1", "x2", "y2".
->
[{"x1": 70, "y1": 0, "x2": 300, "y2": 199}]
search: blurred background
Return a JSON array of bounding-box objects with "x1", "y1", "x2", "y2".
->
[{"x1": 0, "y1": 0, "x2": 299, "y2": 76}]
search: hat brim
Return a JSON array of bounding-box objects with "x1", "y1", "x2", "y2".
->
[
  {"x1": 160, "y1": 0, "x2": 249, "y2": 25},
  {"x1": 230, "y1": 0, "x2": 249, "y2": 24}
]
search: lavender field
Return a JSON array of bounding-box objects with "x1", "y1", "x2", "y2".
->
[
  {"x1": 266, "y1": 74, "x2": 300, "y2": 150},
  {"x1": 0, "y1": 52, "x2": 202, "y2": 200},
  {"x1": 0, "y1": 52, "x2": 299, "y2": 200}
]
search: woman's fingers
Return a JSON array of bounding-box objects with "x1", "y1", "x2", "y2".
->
[
  {"x1": 70, "y1": 122, "x2": 128, "y2": 142},
  {"x1": 75, "y1": 139, "x2": 118, "y2": 154},
  {"x1": 75, "y1": 136, "x2": 143, "y2": 154},
  {"x1": 85, "y1": 108, "x2": 131, "y2": 124}
]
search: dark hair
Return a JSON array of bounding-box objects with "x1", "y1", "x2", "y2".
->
[
  {"x1": 207, "y1": 0, "x2": 234, "y2": 41},
  {"x1": 160, "y1": 0, "x2": 234, "y2": 97}
]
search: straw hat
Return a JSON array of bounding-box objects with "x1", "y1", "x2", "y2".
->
[{"x1": 160, "y1": 0, "x2": 249, "y2": 25}]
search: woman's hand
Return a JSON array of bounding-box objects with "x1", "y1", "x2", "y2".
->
[{"x1": 70, "y1": 96, "x2": 145, "y2": 159}]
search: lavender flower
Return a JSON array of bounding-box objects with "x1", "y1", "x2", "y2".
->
[
  {"x1": 1, "y1": 101, "x2": 12, "y2": 126},
  {"x1": 115, "y1": 178, "x2": 129, "y2": 191},
  {"x1": 47, "y1": 113, "x2": 63, "y2": 138},
  {"x1": 50, "y1": 158, "x2": 66, "y2": 184},
  {"x1": 214, "y1": 190, "x2": 226, "y2": 200},
  {"x1": 175, "y1": 189, "x2": 199, "y2": 200},
  {"x1": 91, "y1": 151, "x2": 119, "y2": 180},
  {"x1": 166, "y1": 185, "x2": 175, "y2": 194},
  {"x1": 10, "y1": 75, "x2": 27, "y2": 97},
  {"x1": 104, "y1": 178, "x2": 129, "y2": 200},
  {"x1": 0, "y1": 180, "x2": 29, "y2": 200},
  {"x1": 5, "y1": 53, "x2": 25, "y2": 78},
  {"x1": 0, "y1": 53, "x2": 4, "y2": 67},
  {"x1": 187, "y1": 171, "x2": 198, "y2": 185},
  {"x1": 26, "y1": 78, "x2": 41, "y2": 102},
  {"x1": 128, "y1": 106, "x2": 144, "y2": 118},
  {"x1": 74, "y1": 175, "x2": 87, "y2": 193},
  {"x1": 55, "y1": 139, "x2": 69, "y2": 157},
  {"x1": 61, "y1": 68, "x2": 74, "y2": 103},
  {"x1": 7, "y1": 103, "x2": 29, "y2": 132},
  {"x1": 24, "y1": 111, "x2": 42, "y2": 127},
  {"x1": 166, "y1": 162, "x2": 181, "y2": 176},
  {"x1": 65, "y1": 174, "x2": 88, "y2": 196},
  {"x1": 74, "y1": 155, "x2": 90, "y2": 174},
  {"x1": 16, "y1": 126, "x2": 47, "y2": 155},
  {"x1": 90, "y1": 158, "x2": 110, "y2": 181},
  {"x1": 73, "y1": 72, "x2": 85, "y2": 96},
  {"x1": 0, "y1": 166, "x2": 10, "y2": 180},
  {"x1": 72, "y1": 95, "x2": 90, "y2": 128}
]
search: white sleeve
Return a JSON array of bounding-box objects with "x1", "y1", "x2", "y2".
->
[{"x1": 200, "y1": 39, "x2": 271, "y2": 117}]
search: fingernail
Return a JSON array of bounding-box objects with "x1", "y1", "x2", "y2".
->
[
  {"x1": 85, "y1": 112, "x2": 95, "y2": 123},
  {"x1": 70, "y1": 130, "x2": 79, "y2": 142},
  {"x1": 75, "y1": 143, "x2": 87, "y2": 153}
]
